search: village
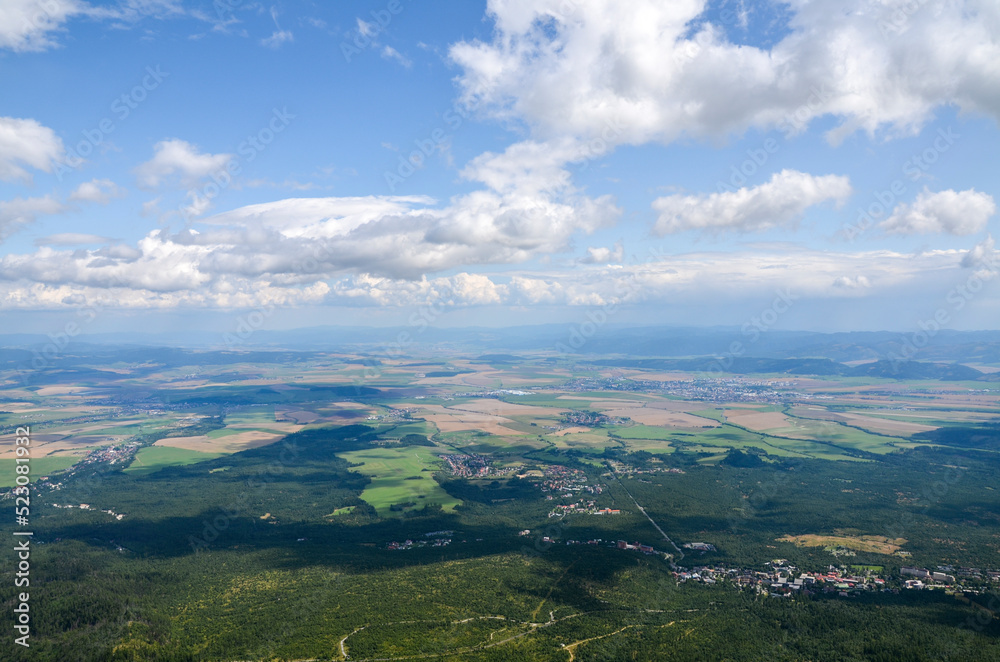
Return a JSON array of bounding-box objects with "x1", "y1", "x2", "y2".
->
[
  {"x1": 675, "y1": 559, "x2": 1000, "y2": 598},
  {"x1": 604, "y1": 460, "x2": 686, "y2": 477},
  {"x1": 441, "y1": 453, "x2": 520, "y2": 478},
  {"x1": 385, "y1": 530, "x2": 456, "y2": 550},
  {"x1": 558, "y1": 376, "x2": 810, "y2": 404}
]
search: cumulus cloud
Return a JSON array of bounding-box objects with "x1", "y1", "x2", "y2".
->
[
  {"x1": 0, "y1": 178, "x2": 618, "y2": 304},
  {"x1": 450, "y1": 0, "x2": 1000, "y2": 147},
  {"x1": 0, "y1": 231, "x2": 970, "y2": 312},
  {"x1": 0, "y1": 196, "x2": 65, "y2": 241},
  {"x1": 652, "y1": 170, "x2": 851, "y2": 234},
  {"x1": 0, "y1": 116, "x2": 65, "y2": 182},
  {"x1": 961, "y1": 234, "x2": 999, "y2": 271},
  {"x1": 580, "y1": 241, "x2": 623, "y2": 264},
  {"x1": 0, "y1": 0, "x2": 84, "y2": 52},
  {"x1": 881, "y1": 188, "x2": 996, "y2": 236},
  {"x1": 69, "y1": 178, "x2": 124, "y2": 204},
  {"x1": 134, "y1": 139, "x2": 232, "y2": 188},
  {"x1": 833, "y1": 275, "x2": 871, "y2": 289}
]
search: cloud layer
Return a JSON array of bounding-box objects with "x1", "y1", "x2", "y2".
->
[
  {"x1": 652, "y1": 170, "x2": 851, "y2": 234},
  {"x1": 451, "y1": 0, "x2": 1000, "y2": 147}
]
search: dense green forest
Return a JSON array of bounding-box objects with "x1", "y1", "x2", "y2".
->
[{"x1": 2, "y1": 418, "x2": 1000, "y2": 660}]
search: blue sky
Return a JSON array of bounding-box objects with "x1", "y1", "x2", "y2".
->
[{"x1": 1, "y1": 0, "x2": 999, "y2": 335}]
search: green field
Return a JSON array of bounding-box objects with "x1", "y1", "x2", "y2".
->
[
  {"x1": 124, "y1": 446, "x2": 224, "y2": 475},
  {"x1": 326, "y1": 505, "x2": 357, "y2": 516},
  {"x1": 338, "y1": 446, "x2": 460, "y2": 515},
  {"x1": 769, "y1": 415, "x2": 903, "y2": 454},
  {"x1": 614, "y1": 422, "x2": 879, "y2": 461},
  {"x1": 0, "y1": 457, "x2": 79, "y2": 487}
]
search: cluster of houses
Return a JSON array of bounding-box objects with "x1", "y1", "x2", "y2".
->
[
  {"x1": 683, "y1": 542, "x2": 717, "y2": 552},
  {"x1": 538, "y1": 465, "x2": 618, "y2": 516},
  {"x1": 674, "y1": 560, "x2": 1000, "y2": 597},
  {"x1": 441, "y1": 453, "x2": 491, "y2": 477},
  {"x1": 453, "y1": 389, "x2": 534, "y2": 397},
  {"x1": 364, "y1": 407, "x2": 414, "y2": 423},
  {"x1": 553, "y1": 538, "x2": 663, "y2": 556},
  {"x1": 540, "y1": 465, "x2": 603, "y2": 497},
  {"x1": 897, "y1": 565, "x2": 1000, "y2": 589},
  {"x1": 676, "y1": 561, "x2": 887, "y2": 597},
  {"x1": 559, "y1": 375, "x2": 806, "y2": 404},
  {"x1": 658, "y1": 377, "x2": 806, "y2": 404},
  {"x1": 561, "y1": 410, "x2": 630, "y2": 427},
  {"x1": 604, "y1": 460, "x2": 686, "y2": 477},
  {"x1": 386, "y1": 531, "x2": 455, "y2": 551},
  {"x1": 50, "y1": 503, "x2": 124, "y2": 520},
  {"x1": 548, "y1": 501, "x2": 621, "y2": 517}
]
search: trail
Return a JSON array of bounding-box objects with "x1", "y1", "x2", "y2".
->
[
  {"x1": 563, "y1": 621, "x2": 677, "y2": 661},
  {"x1": 531, "y1": 562, "x2": 575, "y2": 621}
]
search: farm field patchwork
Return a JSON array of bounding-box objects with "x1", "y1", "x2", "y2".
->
[{"x1": 337, "y1": 445, "x2": 460, "y2": 514}]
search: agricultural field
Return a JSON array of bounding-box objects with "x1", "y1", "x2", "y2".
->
[
  {"x1": 2, "y1": 343, "x2": 999, "y2": 660},
  {"x1": 337, "y1": 445, "x2": 461, "y2": 515},
  {"x1": 124, "y1": 445, "x2": 224, "y2": 475}
]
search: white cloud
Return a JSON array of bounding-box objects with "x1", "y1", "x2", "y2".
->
[
  {"x1": 962, "y1": 234, "x2": 999, "y2": 272},
  {"x1": 0, "y1": 116, "x2": 65, "y2": 183},
  {"x1": 381, "y1": 45, "x2": 411, "y2": 67},
  {"x1": 0, "y1": 229, "x2": 971, "y2": 312},
  {"x1": 0, "y1": 0, "x2": 84, "y2": 52},
  {"x1": 34, "y1": 233, "x2": 112, "y2": 246},
  {"x1": 881, "y1": 188, "x2": 996, "y2": 236},
  {"x1": 69, "y1": 179, "x2": 124, "y2": 204},
  {"x1": 580, "y1": 241, "x2": 623, "y2": 264},
  {"x1": 833, "y1": 275, "x2": 871, "y2": 289},
  {"x1": 134, "y1": 139, "x2": 232, "y2": 188},
  {"x1": 0, "y1": 196, "x2": 65, "y2": 241},
  {"x1": 450, "y1": 0, "x2": 1000, "y2": 148},
  {"x1": 652, "y1": 170, "x2": 852, "y2": 234},
  {"x1": 261, "y1": 30, "x2": 293, "y2": 49}
]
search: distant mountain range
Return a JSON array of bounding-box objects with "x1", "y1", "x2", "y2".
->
[{"x1": 2, "y1": 325, "x2": 998, "y2": 381}]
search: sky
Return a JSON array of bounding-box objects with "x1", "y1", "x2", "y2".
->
[{"x1": 1, "y1": 0, "x2": 999, "y2": 337}]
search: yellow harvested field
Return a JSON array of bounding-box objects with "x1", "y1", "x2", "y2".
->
[
  {"x1": 407, "y1": 404, "x2": 525, "y2": 436},
  {"x1": 605, "y1": 407, "x2": 719, "y2": 428},
  {"x1": 837, "y1": 412, "x2": 935, "y2": 435},
  {"x1": 724, "y1": 409, "x2": 792, "y2": 431},
  {"x1": 448, "y1": 399, "x2": 564, "y2": 416},
  {"x1": 778, "y1": 534, "x2": 907, "y2": 555},
  {"x1": 0, "y1": 431, "x2": 128, "y2": 459},
  {"x1": 35, "y1": 386, "x2": 87, "y2": 396},
  {"x1": 2, "y1": 402, "x2": 43, "y2": 412},
  {"x1": 557, "y1": 397, "x2": 650, "y2": 409},
  {"x1": 788, "y1": 406, "x2": 938, "y2": 435},
  {"x1": 644, "y1": 399, "x2": 710, "y2": 412},
  {"x1": 156, "y1": 430, "x2": 288, "y2": 453},
  {"x1": 423, "y1": 415, "x2": 522, "y2": 436}
]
